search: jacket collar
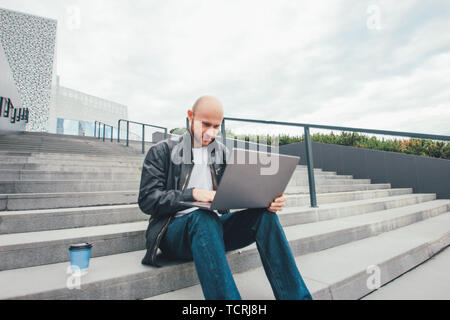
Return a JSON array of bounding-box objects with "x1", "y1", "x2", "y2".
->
[{"x1": 174, "y1": 130, "x2": 225, "y2": 165}]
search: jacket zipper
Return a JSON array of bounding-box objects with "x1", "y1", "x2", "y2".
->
[
  {"x1": 209, "y1": 165, "x2": 218, "y2": 190},
  {"x1": 151, "y1": 167, "x2": 193, "y2": 265}
]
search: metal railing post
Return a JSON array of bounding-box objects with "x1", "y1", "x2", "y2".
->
[
  {"x1": 94, "y1": 121, "x2": 97, "y2": 137},
  {"x1": 164, "y1": 128, "x2": 168, "y2": 140},
  {"x1": 117, "y1": 120, "x2": 121, "y2": 143},
  {"x1": 103, "y1": 124, "x2": 106, "y2": 142},
  {"x1": 304, "y1": 127, "x2": 318, "y2": 208},
  {"x1": 221, "y1": 119, "x2": 226, "y2": 145},
  {"x1": 142, "y1": 124, "x2": 145, "y2": 154},
  {"x1": 110, "y1": 126, "x2": 113, "y2": 142},
  {"x1": 126, "y1": 121, "x2": 129, "y2": 147}
]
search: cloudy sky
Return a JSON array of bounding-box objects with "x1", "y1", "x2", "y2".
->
[{"x1": 1, "y1": 0, "x2": 449, "y2": 136}]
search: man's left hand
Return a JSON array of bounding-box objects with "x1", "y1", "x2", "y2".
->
[{"x1": 268, "y1": 194, "x2": 287, "y2": 213}]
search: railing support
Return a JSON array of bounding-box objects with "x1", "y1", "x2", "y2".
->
[
  {"x1": 142, "y1": 125, "x2": 145, "y2": 154},
  {"x1": 117, "y1": 121, "x2": 121, "y2": 143},
  {"x1": 221, "y1": 119, "x2": 227, "y2": 146},
  {"x1": 116, "y1": 119, "x2": 168, "y2": 154},
  {"x1": 126, "y1": 121, "x2": 130, "y2": 147},
  {"x1": 304, "y1": 127, "x2": 318, "y2": 208}
]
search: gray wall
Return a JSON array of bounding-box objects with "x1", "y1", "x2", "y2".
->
[{"x1": 280, "y1": 142, "x2": 450, "y2": 199}]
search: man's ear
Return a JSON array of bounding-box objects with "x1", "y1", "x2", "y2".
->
[{"x1": 187, "y1": 110, "x2": 193, "y2": 122}]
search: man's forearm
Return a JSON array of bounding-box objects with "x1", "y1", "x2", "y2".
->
[{"x1": 138, "y1": 187, "x2": 196, "y2": 218}]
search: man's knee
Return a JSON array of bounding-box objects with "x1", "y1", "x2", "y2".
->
[
  {"x1": 187, "y1": 210, "x2": 222, "y2": 234},
  {"x1": 257, "y1": 209, "x2": 282, "y2": 230}
]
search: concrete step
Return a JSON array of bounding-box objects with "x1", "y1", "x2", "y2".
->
[
  {"x1": 0, "y1": 157, "x2": 315, "y2": 171},
  {"x1": 0, "y1": 170, "x2": 141, "y2": 181},
  {"x1": 0, "y1": 139, "x2": 153, "y2": 147},
  {"x1": 292, "y1": 171, "x2": 351, "y2": 179},
  {"x1": 1, "y1": 188, "x2": 413, "y2": 212},
  {"x1": 1, "y1": 131, "x2": 110, "y2": 141},
  {"x1": 0, "y1": 151, "x2": 145, "y2": 160},
  {"x1": 285, "y1": 188, "x2": 412, "y2": 207},
  {"x1": 0, "y1": 175, "x2": 367, "y2": 193},
  {"x1": 0, "y1": 157, "x2": 144, "y2": 167},
  {"x1": 361, "y1": 246, "x2": 450, "y2": 300},
  {"x1": 0, "y1": 169, "x2": 346, "y2": 182},
  {"x1": 0, "y1": 193, "x2": 435, "y2": 235},
  {"x1": 0, "y1": 201, "x2": 448, "y2": 299},
  {"x1": 0, "y1": 131, "x2": 156, "y2": 142},
  {"x1": 0, "y1": 180, "x2": 141, "y2": 194},
  {"x1": 147, "y1": 210, "x2": 450, "y2": 300},
  {"x1": 284, "y1": 183, "x2": 391, "y2": 194},
  {"x1": 0, "y1": 163, "x2": 143, "y2": 172},
  {"x1": 0, "y1": 132, "x2": 156, "y2": 156},
  {"x1": 0, "y1": 145, "x2": 145, "y2": 155},
  {"x1": 0, "y1": 205, "x2": 149, "y2": 234},
  {"x1": 0, "y1": 190, "x2": 139, "y2": 211},
  {"x1": 0, "y1": 152, "x2": 145, "y2": 161},
  {"x1": 287, "y1": 178, "x2": 371, "y2": 187},
  {"x1": 0, "y1": 142, "x2": 138, "y2": 148},
  {"x1": 0, "y1": 164, "x2": 323, "y2": 176},
  {"x1": 0, "y1": 198, "x2": 446, "y2": 271},
  {"x1": 0, "y1": 143, "x2": 149, "y2": 154},
  {"x1": 0, "y1": 133, "x2": 157, "y2": 146},
  {"x1": 277, "y1": 193, "x2": 436, "y2": 227}
]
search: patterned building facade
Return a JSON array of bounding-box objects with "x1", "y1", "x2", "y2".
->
[{"x1": 0, "y1": 7, "x2": 57, "y2": 132}]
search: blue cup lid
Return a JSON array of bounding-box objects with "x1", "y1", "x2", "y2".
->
[{"x1": 69, "y1": 243, "x2": 93, "y2": 251}]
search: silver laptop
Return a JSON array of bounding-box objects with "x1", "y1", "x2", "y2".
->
[{"x1": 180, "y1": 148, "x2": 300, "y2": 211}]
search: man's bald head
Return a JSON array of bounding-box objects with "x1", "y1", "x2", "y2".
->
[
  {"x1": 188, "y1": 96, "x2": 225, "y2": 147},
  {"x1": 192, "y1": 96, "x2": 224, "y2": 117}
]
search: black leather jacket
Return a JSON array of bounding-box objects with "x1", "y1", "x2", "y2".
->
[{"x1": 139, "y1": 131, "x2": 230, "y2": 267}]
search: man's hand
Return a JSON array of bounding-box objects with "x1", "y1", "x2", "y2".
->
[
  {"x1": 193, "y1": 188, "x2": 216, "y2": 203},
  {"x1": 268, "y1": 194, "x2": 287, "y2": 213}
]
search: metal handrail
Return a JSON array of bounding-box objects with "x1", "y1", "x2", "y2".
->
[
  {"x1": 117, "y1": 119, "x2": 168, "y2": 154},
  {"x1": 223, "y1": 117, "x2": 450, "y2": 142},
  {"x1": 221, "y1": 117, "x2": 450, "y2": 208},
  {"x1": 1, "y1": 96, "x2": 29, "y2": 124},
  {"x1": 94, "y1": 121, "x2": 114, "y2": 142}
]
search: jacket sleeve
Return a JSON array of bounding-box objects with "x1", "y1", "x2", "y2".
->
[{"x1": 138, "y1": 143, "x2": 195, "y2": 219}]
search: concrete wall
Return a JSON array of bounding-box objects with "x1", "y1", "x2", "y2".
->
[{"x1": 280, "y1": 142, "x2": 450, "y2": 199}]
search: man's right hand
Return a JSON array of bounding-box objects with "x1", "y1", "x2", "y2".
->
[{"x1": 193, "y1": 189, "x2": 216, "y2": 203}]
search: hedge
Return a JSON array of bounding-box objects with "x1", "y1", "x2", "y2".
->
[{"x1": 170, "y1": 128, "x2": 450, "y2": 160}]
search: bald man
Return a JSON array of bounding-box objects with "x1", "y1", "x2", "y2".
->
[{"x1": 138, "y1": 96, "x2": 312, "y2": 300}]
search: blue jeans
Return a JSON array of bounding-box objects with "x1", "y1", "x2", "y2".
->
[{"x1": 159, "y1": 208, "x2": 313, "y2": 300}]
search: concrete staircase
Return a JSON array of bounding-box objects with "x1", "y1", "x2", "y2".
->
[
  {"x1": 0, "y1": 131, "x2": 154, "y2": 155},
  {"x1": 0, "y1": 133, "x2": 449, "y2": 300}
]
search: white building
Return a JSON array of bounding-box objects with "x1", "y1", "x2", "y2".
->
[
  {"x1": 0, "y1": 7, "x2": 129, "y2": 137},
  {"x1": 48, "y1": 76, "x2": 128, "y2": 137}
]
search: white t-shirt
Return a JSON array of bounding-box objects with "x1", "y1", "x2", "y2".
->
[{"x1": 175, "y1": 147, "x2": 219, "y2": 218}]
